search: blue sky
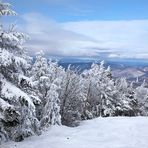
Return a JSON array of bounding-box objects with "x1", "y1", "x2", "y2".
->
[
  {"x1": 4, "y1": 0, "x2": 148, "y2": 59},
  {"x1": 8, "y1": 0, "x2": 148, "y2": 21}
]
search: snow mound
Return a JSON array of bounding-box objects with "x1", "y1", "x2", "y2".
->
[{"x1": 2, "y1": 117, "x2": 148, "y2": 148}]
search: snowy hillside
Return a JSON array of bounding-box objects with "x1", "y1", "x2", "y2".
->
[{"x1": 2, "y1": 117, "x2": 148, "y2": 148}]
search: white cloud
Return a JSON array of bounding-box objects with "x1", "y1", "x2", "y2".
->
[
  {"x1": 63, "y1": 20, "x2": 148, "y2": 54},
  {"x1": 108, "y1": 53, "x2": 148, "y2": 59},
  {"x1": 20, "y1": 13, "x2": 99, "y2": 56},
  {"x1": 20, "y1": 13, "x2": 148, "y2": 58}
]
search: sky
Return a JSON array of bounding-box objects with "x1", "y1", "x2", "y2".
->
[{"x1": 3, "y1": 0, "x2": 148, "y2": 59}]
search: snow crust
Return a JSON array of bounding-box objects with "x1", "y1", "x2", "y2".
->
[{"x1": 2, "y1": 117, "x2": 148, "y2": 148}]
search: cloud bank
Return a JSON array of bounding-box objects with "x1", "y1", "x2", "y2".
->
[{"x1": 20, "y1": 13, "x2": 148, "y2": 59}]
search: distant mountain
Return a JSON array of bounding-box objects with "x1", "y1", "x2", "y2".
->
[
  {"x1": 112, "y1": 68, "x2": 145, "y2": 79},
  {"x1": 57, "y1": 57, "x2": 148, "y2": 83}
]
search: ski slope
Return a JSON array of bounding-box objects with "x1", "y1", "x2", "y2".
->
[{"x1": 2, "y1": 117, "x2": 148, "y2": 148}]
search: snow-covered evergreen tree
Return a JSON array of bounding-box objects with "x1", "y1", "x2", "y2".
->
[
  {"x1": 0, "y1": 1, "x2": 40, "y2": 142},
  {"x1": 31, "y1": 51, "x2": 63, "y2": 128},
  {"x1": 30, "y1": 51, "x2": 50, "y2": 120},
  {"x1": 0, "y1": 1, "x2": 16, "y2": 16},
  {"x1": 41, "y1": 82, "x2": 61, "y2": 127},
  {"x1": 115, "y1": 78, "x2": 137, "y2": 116},
  {"x1": 134, "y1": 81, "x2": 148, "y2": 116}
]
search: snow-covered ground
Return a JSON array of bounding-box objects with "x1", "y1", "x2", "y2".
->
[{"x1": 2, "y1": 117, "x2": 148, "y2": 148}]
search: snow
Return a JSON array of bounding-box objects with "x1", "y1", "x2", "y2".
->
[
  {"x1": 0, "y1": 98, "x2": 12, "y2": 119},
  {"x1": 0, "y1": 98, "x2": 12, "y2": 110},
  {"x1": 1, "y1": 80, "x2": 35, "y2": 108},
  {"x1": 0, "y1": 49, "x2": 27, "y2": 67},
  {"x1": 2, "y1": 117, "x2": 148, "y2": 148}
]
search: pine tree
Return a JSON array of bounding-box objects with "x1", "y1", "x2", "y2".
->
[
  {"x1": 31, "y1": 51, "x2": 63, "y2": 128},
  {"x1": 0, "y1": 1, "x2": 40, "y2": 142},
  {"x1": 41, "y1": 82, "x2": 61, "y2": 127},
  {"x1": 115, "y1": 78, "x2": 137, "y2": 116},
  {"x1": 135, "y1": 81, "x2": 148, "y2": 115},
  {"x1": 0, "y1": 1, "x2": 16, "y2": 16}
]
